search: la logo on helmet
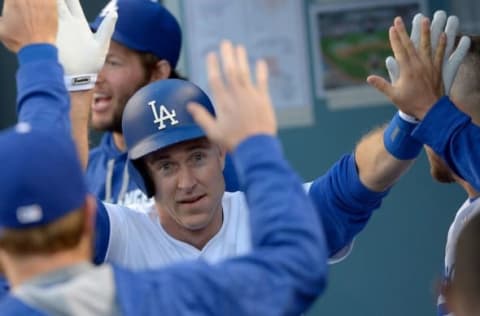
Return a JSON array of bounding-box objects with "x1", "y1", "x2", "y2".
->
[
  {"x1": 100, "y1": 0, "x2": 118, "y2": 18},
  {"x1": 148, "y1": 101, "x2": 179, "y2": 130}
]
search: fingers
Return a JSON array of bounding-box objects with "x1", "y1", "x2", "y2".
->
[
  {"x1": 187, "y1": 102, "x2": 220, "y2": 141},
  {"x1": 430, "y1": 10, "x2": 447, "y2": 54},
  {"x1": 410, "y1": 13, "x2": 423, "y2": 49},
  {"x1": 444, "y1": 35, "x2": 471, "y2": 93},
  {"x1": 385, "y1": 56, "x2": 399, "y2": 83},
  {"x1": 394, "y1": 17, "x2": 418, "y2": 62},
  {"x1": 434, "y1": 33, "x2": 447, "y2": 73},
  {"x1": 255, "y1": 59, "x2": 269, "y2": 94},
  {"x1": 366, "y1": 75, "x2": 393, "y2": 97},
  {"x1": 390, "y1": 24, "x2": 408, "y2": 65},
  {"x1": 206, "y1": 51, "x2": 228, "y2": 112},
  {"x1": 419, "y1": 17, "x2": 432, "y2": 65},
  {"x1": 94, "y1": 8, "x2": 118, "y2": 52},
  {"x1": 443, "y1": 15, "x2": 459, "y2": 60},
  {"x1": 57, "y1": 0, "x2": 71, "y2": 19},
  {"x1": 64, "y1": 0, "x2": 86, "y2": 19},
  {"x1": 236, "y1": 45, "x2": 252, "y2": 87}
]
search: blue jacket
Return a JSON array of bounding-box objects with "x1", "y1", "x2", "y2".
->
[{"x1": 1, "y1": 52, "x2": 329, "y2": 315}]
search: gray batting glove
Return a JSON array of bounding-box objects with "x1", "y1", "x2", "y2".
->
[{"x1": 386, "y1": 10, "x2": 470, "y2": 95}]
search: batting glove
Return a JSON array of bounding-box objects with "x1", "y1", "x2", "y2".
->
[
  {"x1": 385, "y1": 10, "x2": 470, "y2": 122},
  {"x1": 57, "y1": 0, "x2": 117, "y2": 91}
]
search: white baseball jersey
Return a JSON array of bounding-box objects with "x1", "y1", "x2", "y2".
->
[
  {"x1": 437, "y1": 197, "x2": 480, "y2": 316},
  {"x1": 104, "y1": 191, "x2": 253, "y2": 270}
]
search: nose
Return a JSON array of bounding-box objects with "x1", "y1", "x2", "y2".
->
[
  {"x1": 96, "y1": 66, "x2": 107, "y2": 86},
  {"x1": 177, "y1": 166, "x2": 197, "y2": 192}
]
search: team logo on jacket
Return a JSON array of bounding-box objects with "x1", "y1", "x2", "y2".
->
[{"x1": 148, "y1": 101, "x2": 179, "y2": 130}]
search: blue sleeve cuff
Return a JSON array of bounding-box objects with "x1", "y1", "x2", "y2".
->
[
  {"x1": 232, "y1": 135, "x2": 282, "y2": 188},
  {"x1": 412, "y1": 96, "x2": 471, "y2": 152},
  {"x1": 17, "y1": 44, "x2": 58, "y2": 66}
]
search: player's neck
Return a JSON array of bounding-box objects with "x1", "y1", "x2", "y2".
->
[
  {"x1": 2, "y1": 241, "x2": 91, "y2": 288},
  {"x1": 113, "y1": 132, "x2": 127, "y2": 152},
  {"x1": 157, "y1": 205, "x2": 224, "y2": 250}
]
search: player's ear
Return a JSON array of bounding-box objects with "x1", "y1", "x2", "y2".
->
[
  {"x1": 215, "y1": 144, "x2": 227, "y2": 171},
  {"x1": 149, "y1": 59, "x2": 172, "y2": 82}
]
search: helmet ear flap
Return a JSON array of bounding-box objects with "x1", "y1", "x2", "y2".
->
[{"x1": 128, "y1": 160, "x2": 155, "y2": 198}]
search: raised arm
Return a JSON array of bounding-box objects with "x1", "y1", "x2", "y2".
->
[
  {"x1": 57, "y1": 0, "x2": 117, "y2": 167},
  {"x1": 367, "y1": 14, "x2": 477, "y2": 188},
  {"x1": 0, "y1": 0, "x2": 69, "y2": 134},
  {"x1": 117, "y1": 41, "x2": 327, "y2": 316}
]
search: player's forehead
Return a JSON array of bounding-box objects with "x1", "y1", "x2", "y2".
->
[
  {"x1": 145, "y1": 137, "x2": 213, "y2": 162},
  {"x1": 107, "y1": 40, "x2": 138, "y2": 58}
]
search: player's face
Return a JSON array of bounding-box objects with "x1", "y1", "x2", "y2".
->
[
  {"x1": 144, "y1": 138, "x2": 226, "y2": 234},
  {"x1": 92, "y1": 41, "x2": 149, "y2": 132},
  {"x1": 425, "y1": 146, "x2": 456, "y2": 183}
]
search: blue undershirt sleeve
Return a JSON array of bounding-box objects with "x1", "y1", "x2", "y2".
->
[{"x1": 412, "y1": 96, "x2": 480, "y2": 191}]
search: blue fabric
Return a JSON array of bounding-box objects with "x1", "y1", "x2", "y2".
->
[
  {"x1": 0, "y1": 295, "x2": 47, "y2": 316},
  {"x1": 16, "y1": 45, "x2": 70, "y2": 133},
  {"x1": 90, "y1": 0, "x2": 181, "y2": 68},
  {"x1": 412, "y1": 96, "x2": 480, "y2": 191},
  {"x1": 93, "y1": 199, "x2": 111, "y2": 264},
  {"x1": 0, "y1": 276, "x2": 9, "y2": 300},
  {"x1": 113, "y1": 135, "x2": 327, "y2": 316},
  {"x1": 384, "y1": 111, "x2": 423, "y2": 160},
  {"x1": 17, "y1": 44, "x2": 58, "y2": 65},
  {"x1": 309, "y1": 154, "x2": 389, "y2": 257}
]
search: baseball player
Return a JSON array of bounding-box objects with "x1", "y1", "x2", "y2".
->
[
  {"x1": 0, "y1": 0, "x2": 328, "y2": 315},
  {"x1": 426, "y1": 35, "x2": 480, "y2": 316},
  {"x1": 443, "y1": 211, "x2": 480, "y2": 316},
  {"x1": 371, "y1": 15, "x2": 480, "y2": 315},
  {"x1": 56, "y1": 0, "x2": 471, "y2": 273},
  {"x1": 85, "y1": 0, "x2": 239, "y2": 209}
]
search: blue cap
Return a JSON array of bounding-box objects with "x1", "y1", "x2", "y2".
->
[
  {"x1": 122, "y1": 79, "x2": 215, "y2": 197},
  {"x1": 122, "y1": 79, "x2": 215, "y2": 161},
  {"x1": 90, "y1": 0, "x2": 182, "y2": 68},
  {"x1": 0, "y1": 124, "x2": 87, "y2": 230}
]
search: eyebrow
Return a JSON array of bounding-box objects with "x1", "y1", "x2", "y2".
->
[{"x1": 148, "y1": 142, "x2": 212, "y2": 162}]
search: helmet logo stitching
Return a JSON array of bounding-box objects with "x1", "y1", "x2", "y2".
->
[{"x1": 148, "y1": 101, "x2": 179, "y2": 130}]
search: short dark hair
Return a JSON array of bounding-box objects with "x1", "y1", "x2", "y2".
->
[{"x1": 139, "y1": 52, "x2": 187, "y2": 81}]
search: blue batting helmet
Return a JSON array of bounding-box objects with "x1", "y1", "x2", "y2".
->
[
  {"x1": 90, "y1": 0, "x2": 182, "y2": 68},
  {"x1": 122, "y1": 79, "x2": 215, "y2": 197}
]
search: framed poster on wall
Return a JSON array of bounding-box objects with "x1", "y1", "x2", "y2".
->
[
  {"x1": 309, "y1": 0, "x2": 427, "y2": 110},
  {"x1": 182, "y1": 0, "x2": 314, "y2": 128}
]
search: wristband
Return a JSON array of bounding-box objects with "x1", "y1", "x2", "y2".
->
[
  {"x1": 384, "y1": 111, "x2": 423, "y2": 160},
  {"x1": 398, "y1": 110, "x2": 420, "y2": 123},
  {"x1": 64, "y1": 74, "x2": 97, "y2": 91}
]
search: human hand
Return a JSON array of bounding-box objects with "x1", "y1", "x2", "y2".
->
[
  {"x1": 57, "y1": 0, "x2": 117, "y2": 91},
  {"x1": 368, "y1": 17, "x2": 446, "y2": 120},
  {"x1": 188, "y1": 40, "x2": 277, "y2": 151},
  {"x1": 386, "y1": 11, "x2": 470, "y2": 96},
  {"x1": 0, "y1": 0, "x2": 58, "y2": 52}
]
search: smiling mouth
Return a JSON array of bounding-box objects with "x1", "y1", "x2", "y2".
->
[{"x1": 92, "y1": 94, "x2": 112, "y2": 112}]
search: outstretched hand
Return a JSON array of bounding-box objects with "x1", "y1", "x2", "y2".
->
[
  {"x1": 57, "y1": 0, "x2": 117, "y2": 79},
  {"x1": 0, "y1": 0, "x2": 58, "y2": 52},
  {"x1": 385, "y1": 11, "x2": 471, "y2": 96},
  {"x1": 367, "y1": 17, "x2": 446, "y2": 120},
  {"x1": 188, "y1": 40, "x2": 277, "y2": 151}
]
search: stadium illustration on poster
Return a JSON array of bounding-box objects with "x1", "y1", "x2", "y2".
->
[{"x1": 310, "y1": 0, "x2": 425, "y2": 110}]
